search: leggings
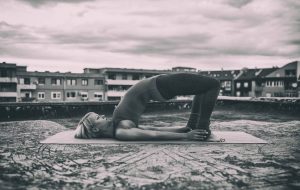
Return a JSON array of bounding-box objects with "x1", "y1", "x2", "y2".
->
[{"x1": 156, "y1": 73, "x2": 220, "y2": 129}]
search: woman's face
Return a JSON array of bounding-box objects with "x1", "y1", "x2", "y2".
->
[{"x1": 87, "y1": 112, "x2": 113, "y2": 138}]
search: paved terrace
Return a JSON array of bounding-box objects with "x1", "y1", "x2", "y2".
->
[{"x1": 0, "y1": 109, "x2": 299, "y2": 189}]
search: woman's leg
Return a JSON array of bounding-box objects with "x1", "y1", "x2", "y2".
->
[{"x1": 156, "y1": 73, "x2": 220, "y2": 136}]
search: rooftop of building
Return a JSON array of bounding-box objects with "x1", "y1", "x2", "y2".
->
[
  {"x1": 84, "y1": 67, "x2": 172, "y2": 74},
  {"x1": 0, "y1": 62, "x2": 17, "y2": 68},
  {"x1": 17, "y1": 71, "x2": 105, "y2": 78},
  {"x1": 198, "y1": 69, "x2": 241, "y2": 80}
]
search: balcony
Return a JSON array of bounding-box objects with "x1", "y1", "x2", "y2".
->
[
  {"x1": 106, "y1": 90, "x2": 126, "y2": 97},
  {"x1": 224, "y1": 87, "x2": 231, "y2": 91},
  {"x1": 19, "y1": 84, "x2": 37, "y2": 90},
  {"x1": 0, "y1": 77, "x2": 18, "y2": 83},
  {"x1": 106, "y1": 79, "x2": 139, "y2": 86},
  {"x1": 0, "y1": 92, "x2": 18, "y2": 97},
  {"x1": 255, "y1": 86, "x2": 263, "y2": 92}
]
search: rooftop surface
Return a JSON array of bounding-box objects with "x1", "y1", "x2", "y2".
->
[{"x1": 0, "y1": 109, "x2": 299, "y2": 189}]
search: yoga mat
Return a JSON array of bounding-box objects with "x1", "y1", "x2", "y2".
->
[{"x1": 40, "y1": 131, "x2": 268, "y2": 144}]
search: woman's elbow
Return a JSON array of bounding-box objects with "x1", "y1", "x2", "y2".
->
[{"x1": 115, "y1": 128, "x2": 131, "y2": 141}]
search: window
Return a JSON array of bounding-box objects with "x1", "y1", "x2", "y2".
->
[
  {"x1": 132, "y1": 74, "x2": 140, "y2": 80},
  {"x1": 38, "y1": 92, "x2": 45, "y2": 99},
  {"x1": 24, "y1": 78, "x2": 30, "y2": 84},
  {"x1": 67, "y1": 92, "x2": 76, "y2": 98},
  {"x1": 51, "y1": 92, "x2": 61, "y2": 99},
  {"x1": 279, "y1": 81, "x2": 283, "y2": 86},
  {"x1": 244, "y1": 82, "x2": 249, "y2": 88},
  {"x1": 108, "y1": 74, "x2": 116, "y2": 80},
  {"x1": 236, "y1": 82, "x2": 241, "y2": 89},
  {"x1": 67, "y1": 79, "x2": 77, "y2": 86},
  {"x1": 285, "y1": 69, "x2": 296, "y2": 77},
  {"x1": 95, "y1": 79, "x2": 104, "y2": 85},
  {"x1": 51, "y1": 78, "x2": 61, "y2": 85},
  {"x1": 82, "y1": 79, "x2": 88, "y2": 86},
  {"x1": 225, "y1": 81, "x2": 231, "y2": 87},
  {"x1": 38, "y1": 78, "x2": 45, "y2": 85},
  {"x1": 25, "y1": 92, "x2": 30, "y2": 98},
  {"x1": 94, "y1": 92, "x2": 103, "y2": 100},
  {"x1": 122, "y1": 74, "x2": 127, "y2": 80},
  {"x1": 19, "y1": 78, "x2": 24, "y2": 84},
  {"x1": 236, "y1": 91, "x2": 241, "y2": 97},
  {"x1": 80, "y1": 92, "x2": 88, "y2": 100}
]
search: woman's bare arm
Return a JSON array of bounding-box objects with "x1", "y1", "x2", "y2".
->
[
  {"x1": 115, "y1": 127, "x2": 188, "y2": 141},
  {"x1": 138, "y1": 125, "x2": 190, "y2": 133},
  {"x1": 115, "y1": 120, "x2": 207, "y2": 141}
]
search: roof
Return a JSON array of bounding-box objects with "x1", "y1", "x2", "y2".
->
[
  {"x1": 17, "y1": 71, "x2": 105, "y2": 78},
  {"x1": 256, "y1": 68, "x2": 278, "y2": 78},
  {"x1": 172, "y1": 66, "x2": 196, "y2": 70},
  {"x1": 235, "y1": 68, "x2": 260, "y2": 80},
  {"x1": 198, "y1": 70, "x2": 241, "y2": 80},
  {"x1": 84, "y1": 67, "x2": 172, "y2": 74},
  {"x1": 0, "y1": 62, "x2": 17, "y2": 69}
]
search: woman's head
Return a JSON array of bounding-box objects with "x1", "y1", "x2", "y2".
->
[{"x1": 74, "y1": 112, "x2": 113, "y2": 139}]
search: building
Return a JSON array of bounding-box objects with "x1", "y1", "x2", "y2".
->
[
  {"x1": 259, "y1": 61, "x2": 300, "y2": 97},
  {"x1": 16, "y1": 70, "x2": 106, "y2": 102},
  {"x1": 234, "y1": 68, "x2": 262, "y2": 97},
  {"x1": 0, "y1": 62, "x2": 21, "y2": 102},
  {"x1": 1, "y1": 61, "x2": 299, "y2": 102},
  {"x1": 199, "y1": 70, "x2": 240, "y2": 96},
  {"x1": 251, "y1": 68, "x2": 278, "y2": 97},
  {"x1": 172, "y1": 67, "x2": 197, "y2": 72},
  {"x1": 84, "y1": 67, "x2": 171, "y2": 100}
]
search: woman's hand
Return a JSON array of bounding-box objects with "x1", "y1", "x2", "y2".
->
[{"x1": 186, "y1": 129, "x2": 210, "y2": 141}]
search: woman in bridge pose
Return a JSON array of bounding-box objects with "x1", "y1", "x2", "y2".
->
[{"x1": 74, "y1": 73, "x2": 220, "y2": 141}]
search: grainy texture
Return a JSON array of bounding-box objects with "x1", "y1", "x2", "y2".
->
[{"x1": 0, "y1": 109, "x2": 299, "y2": 190}]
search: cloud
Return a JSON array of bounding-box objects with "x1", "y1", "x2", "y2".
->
[
  {"x1": 227, "y1": 0, "x2": 253, "y2": 8},
  {"x1": 16, "y1": 0, "x2": 96, "y2": 7},
  {"x1": 1, "y1": 0, "x2": 300, "y2": 71}
]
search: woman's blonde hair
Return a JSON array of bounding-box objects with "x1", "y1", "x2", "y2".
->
[{"x1": 74, "y1": 112, "x2": 95, "y2": 139}]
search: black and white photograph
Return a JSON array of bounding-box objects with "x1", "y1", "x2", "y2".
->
[{"x1": 0, "y1": 0, "x2": 299, "y2": 189}]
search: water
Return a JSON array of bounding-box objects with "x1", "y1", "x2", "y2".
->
[{"x1": 0, "y1": 109, "x2": 299, "y2": 189}]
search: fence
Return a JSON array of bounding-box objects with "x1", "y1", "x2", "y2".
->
[{"x1": 0, "y1": 99, "x2": 299, "y2": 121}]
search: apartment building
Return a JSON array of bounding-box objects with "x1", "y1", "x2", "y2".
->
[
  {"x1": 260, "y1": 61, "x2": 299, "y2": 97},
  {"x1": 84, "y1": 67, "x2": 171, "y2": 100},
  {"x1": 0, "y1": 62, "x2": 22, "y2": 102},
  {"x1": 16, "y1": 70, "x2": 106, "y2": 102},
  {"x1": 251, "y1": 68, "x2": 278, "y2": 97},
  {"x1": 1, "y1": 61, "x2": 299, "y2": 102},
  {"x1": 172, "y1": 67, "x2": 197, "y2": 72}
]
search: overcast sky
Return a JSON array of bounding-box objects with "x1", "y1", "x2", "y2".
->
[{"x1": 1, "y1": 0, "x2": 299, "y2": 72}]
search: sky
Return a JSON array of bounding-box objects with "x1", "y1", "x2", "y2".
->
[{"x1": 1, "y1": 0, "x2": 300, "y2": 72}]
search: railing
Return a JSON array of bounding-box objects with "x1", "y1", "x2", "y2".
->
[
  {"x1": 255, "y1": 86, "x2": 263, "y2": 91},
  {"x1": 18, "y1": 84, "x2": 37, "y2": 90},
  {"x1": 106, "y1": 79, "x2": 139, "y2": 85},
  {"x1": 0, "y1": 77, "x2": 18, "y2": 83},
  {"x1": 106, "y1": 90, "x2": 126, "y2": 97},
  {"x1": 0, "y1": 92, "x2": 18, "y2": 97}
]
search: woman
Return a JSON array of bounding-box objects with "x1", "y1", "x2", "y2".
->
[{"x1": 75, "y1": 73, "x2": 220, "y2": 141}]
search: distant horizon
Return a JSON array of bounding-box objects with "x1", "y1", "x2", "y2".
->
[{"x1": 2, "y1": 60, "x2": 295, "y2": 73}]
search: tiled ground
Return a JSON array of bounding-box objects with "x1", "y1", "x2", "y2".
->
[{"x1": 0, "y1": 110, "x2": 299, "y2": 189}]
